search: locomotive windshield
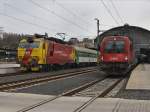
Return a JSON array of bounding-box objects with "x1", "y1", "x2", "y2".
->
[
  {"x1": 19, "y1": 41, "x2": 40, "y2": 48},
  {"x1": 104, "y1": 40, "x2": 125, "y2": 53}
]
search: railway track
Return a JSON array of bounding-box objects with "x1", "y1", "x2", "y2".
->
[
  {"x1": 73, "y1": 77, "x2": 123, "y2": 97},
  {"x1": 16, "y1": 76, "x2": 124, "y2": 112},
  {"x1": 0, "y1": 66, "x2": 97, "y2": 87},
  {"x1": 72, "y1": 78, "x2": 123, "y2": 112},
  {"x1": 0, "y1": 66, "x2": 96, "y2": 78},
  {"x1": 0, "y1": 68, "x2": 98, "y2": 91},
  {"x1": 0, "y1": 66, "x2": 125, "y2": 112}
]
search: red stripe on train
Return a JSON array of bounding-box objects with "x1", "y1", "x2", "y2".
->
[{"x1": 22, "y1": 48, "x2": 32, "y2": 65}]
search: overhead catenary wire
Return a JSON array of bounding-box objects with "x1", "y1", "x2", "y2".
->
[
  {"x1": 55, "y1": 0, "x2": 115, "y2": 31},
  {"x1": 0, "y1": 12, "x2": 56, "y2": 32},
  {"x1": 2, "y1": 0, "x2": 116, "y2": 38},
  {"x1": 68, "y1": 35, "x2": 97, "y2": 38},
  {"x1": 28, "y1": 0, "x2": 89, "y2": 32},
  {"x1": 54, "y1": 1, "x2": 113, "y2": 33},
  {"x1": 4, "y1": 3, "x2": 81, "y2": 36},
  {"x1": 4, "y1": 3, "x2": 57, "y2": 27},
  {"x1": 100, "y1": 0, "x2": 120, "y2": 25},
  {"x1": 54, "y1": 1, "x2": 90, "y2": 26},
  {"x1": 5, "y1": 2, "x2": 115, "y2": 29},
  {"x1": 110, "y1": 0, "x2": 124, "y2": 24},
  {"x1": 100, "y1": 24, "x2": 114, "y2": 27}
]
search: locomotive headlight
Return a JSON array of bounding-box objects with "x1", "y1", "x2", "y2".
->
[{"x1": 125, "y1": 56, "x2": 128, "y2": 61}]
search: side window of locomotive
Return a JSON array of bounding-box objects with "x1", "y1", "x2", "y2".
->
[
  {"x1": 19, "y1": 42, "x2": 27, "y2": 48},
  {"x1": 30, "y1": 42, "x2": 40, "y2": 48},
  {"x1": 49, "y1": 43, "x2": 54, "y2": 56}
]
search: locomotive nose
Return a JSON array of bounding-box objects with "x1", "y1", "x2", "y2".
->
[{"x1": 22, "y1": 56, "x2": 39, "y2": 70}]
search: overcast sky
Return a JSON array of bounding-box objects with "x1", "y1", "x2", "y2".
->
[{"x1": 0, "y1": 0, "x2": 150, "y2": 40}]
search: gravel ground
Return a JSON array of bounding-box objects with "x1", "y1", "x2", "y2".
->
[
  {"x1": 114, "y1": 74, "x2": 150, "y2": 100},
  {"x1": 0, "y1": 67, "x2": 96, "y2": 85},
  {"x1": 105, "y1": 79, "x2": 126, "y2": 97},
  {"x1": 114, "y1": 68, "x2": 150, "y2": 100},
  {"x1": 73, "y1": 78, "x2": 119, "y2": 97},
  {"x1": 115, "y1": 89, "x2": 150, "y2": 100},
  {"x1": 13, "y1": 71, "x2": 106, "y2": 95}
]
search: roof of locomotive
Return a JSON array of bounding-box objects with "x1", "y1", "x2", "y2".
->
[
  {"x1": 73, "y1": 46, "x2": 97, "y2": 54},
  {"x1": 35, "y1": 34, "x2": 70, "y2": 44},
  {"x1": 21, "y1": 34, "x2": 69, "y2": 45},
  {"x1": 46, "y1": 37, "x2": 69, "y2": 44}
]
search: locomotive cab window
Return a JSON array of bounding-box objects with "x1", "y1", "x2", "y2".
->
[
  {"x1": 18, "y1": 42, "x2": 28, "y2": 48},
  {"x1": 18, "y1": 41, "x2": 40, "y2": 48},
  {"x1": 104, "y1": 40, "x2": 125, "y2": 53},
  {"x1": 30, "y1": 42, "x2": 40, "y2": 48}
]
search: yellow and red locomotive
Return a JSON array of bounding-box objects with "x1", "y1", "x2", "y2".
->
[
  {"x1": 18, "y1": 34, "x2": 75, "y2": 71},
  {"x1": 18, "y1": 34, "x2": 97, "y2": 71}
]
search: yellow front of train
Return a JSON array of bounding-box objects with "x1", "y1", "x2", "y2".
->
[{"x1": 18, "y1": 37, "x2": 46, "y2": 71}]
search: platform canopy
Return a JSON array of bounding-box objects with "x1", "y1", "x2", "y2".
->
[{"x1": 95, "y1": 24, "x2": 150, "y2": 54}]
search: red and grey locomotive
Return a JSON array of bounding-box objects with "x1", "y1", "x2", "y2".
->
[{"x1": 98, "y1": 36, "x2": 136, "y2": 75}]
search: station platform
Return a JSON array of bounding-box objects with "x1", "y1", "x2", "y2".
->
[
  {"x1": 126, "y1": 64, "x2": 150, "y2": 90},
  {"x1": 0, "y1": 64, "x2": 20, "y2": 68},
  {"x1": 0, "y1": 92, "x2": 150, "y2": 112},
  {"x1": 0, "y1": 64, "x2": 20, "y2": 74}
]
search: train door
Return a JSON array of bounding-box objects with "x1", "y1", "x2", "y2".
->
[
  {"x1": 49, "y1": 42, "x2": 54, "y2": 57},
  {"x1": 42, "y1": 42, "x2": 46, "y2": 64},
  {"x1": 46, "y1": 42, "x2": 54, "y2": 64}
]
